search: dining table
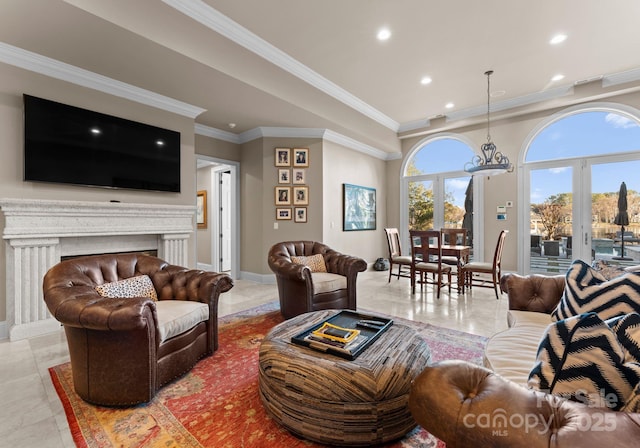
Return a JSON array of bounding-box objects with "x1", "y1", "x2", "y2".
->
[{"x1": 441, "y1": 244, "x2": 471, "y2": 291}]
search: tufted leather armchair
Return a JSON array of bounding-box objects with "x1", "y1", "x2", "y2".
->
[
  {"x1": 43, "y1": 253, "x2": 233, "y2": 406},
  {"x1": 267, "y1": 241, "x2": 367, "y2": 319},
  {"x1": 408, "y1": 272, "x2": 640, "y2": 447}
]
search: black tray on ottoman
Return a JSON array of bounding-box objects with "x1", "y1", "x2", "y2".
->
[{"x1": 291, "y1": 310, "x2": 393, "y2": 359}]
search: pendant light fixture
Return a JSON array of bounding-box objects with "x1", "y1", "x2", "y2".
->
[{"x1": 464, "y1": 70, "x2": 512, "y2": 176}]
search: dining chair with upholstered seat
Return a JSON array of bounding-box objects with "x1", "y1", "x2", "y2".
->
[
  {"x1": 384, "y1": 228, "x2": 413, "y2": 282},
  {"x1": 439, "y1": 227, "x2": 470, "y2": 291},
  {"x1": 461, "y1": 229, "x2": 508, "y2": 300},
  {"x1": 409, "y1": 229, "x2": 452, "y2": 298}
]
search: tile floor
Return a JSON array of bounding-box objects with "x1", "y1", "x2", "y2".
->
[{"x1": 0, "y1": 269, "x2": 509, "y2": 447}]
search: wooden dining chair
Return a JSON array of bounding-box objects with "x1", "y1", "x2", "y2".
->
[
  {"x1": 409, "y1": 229, "x2": 451, "y2": 298},
  {"x1": 440, "y1": 228, "x2": 468, "y2": 264},
  {"x1": 384, "y1": 228, "x2": 413, "y2": 282},
  {"x1": 461, "y1": 229, "x2": 508, "y2": 299}
]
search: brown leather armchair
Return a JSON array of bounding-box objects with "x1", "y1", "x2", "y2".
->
[
  {"x1": 43, "y1": 253, "x2": 233, "y2": 406},
  {"x1": 408, "y1": 272, "x2": 640, "y2": 447},
  {"x1": 268, "y1": 241, "x2": 367, "y2": 319}
]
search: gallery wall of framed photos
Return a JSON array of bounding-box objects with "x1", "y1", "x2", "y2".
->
[{"x1": 274, "y1": 147, "x2": 309, "y2": 223}]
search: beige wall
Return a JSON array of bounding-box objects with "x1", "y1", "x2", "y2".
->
[
  {"x1": 322, "y1": 141, "x2": 387, "y2": 262},
  {"x1": 197, "y1": 133, "x2": 387, "y2": 277},
  {"x1": 260, "y1": 138, "x2": 324, "y2": 274},
  {"x1": 195, "y1": 134, "x2": 241, "y2": 162},
  {"x1": 0, "y1": 68, "x2": 197, "y2": 324},
  {"x1": 239, "y1": 138, "x2": 265, "y2": 274}
]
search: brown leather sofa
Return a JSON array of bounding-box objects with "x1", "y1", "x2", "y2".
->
[
  {"x1": 43, "y1": 253, "x2": 233, "y2": 406},
  {"x1": 409, "y1": 272, "x2": 640, "y2": 447},
  {"x1": 268, "y1": 241, "x2": 367, "y2": 319}
]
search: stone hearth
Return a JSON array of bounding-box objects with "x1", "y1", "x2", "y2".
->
[{"x1": 0, "y1": 198, "x2": 195, "y2": 340}]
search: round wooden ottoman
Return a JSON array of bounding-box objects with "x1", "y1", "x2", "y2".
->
[{"x1": 258, "y1": 310, "x2": 432, "y2": 446}]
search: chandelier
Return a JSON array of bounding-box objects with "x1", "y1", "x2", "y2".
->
[{"x1": 464, "y1": 70, "x2": 512, "y2": 176}]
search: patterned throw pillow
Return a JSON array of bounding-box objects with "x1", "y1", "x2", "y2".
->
[
  {"x1": 552, "y1": 259, "x2": 640, "y2": 321},
  {"x1": 528, "y1": 312, "x2": 640, "y2": 410},
  {"x1": 290, "y1": 254, "x2": 327, "y2": 273},
  {"x1": 95, "y1": 275, "x2": 158, "y2": 301}
]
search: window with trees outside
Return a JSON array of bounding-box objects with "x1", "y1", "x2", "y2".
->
[
  {"x1": 402, "y1": 135, "x2": 476, "y2": 256},
  {"x1": 524, "y1": 105, "x2": 640, "y2": 274}
]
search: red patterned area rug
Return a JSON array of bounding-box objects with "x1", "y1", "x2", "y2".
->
[{"x1": 50, "y1": 302, "x2": 487, "y2": 447}]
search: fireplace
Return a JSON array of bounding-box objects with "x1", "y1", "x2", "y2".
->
[{"x1": 0, "y1": 198, "x2": 195, "y2": 340}]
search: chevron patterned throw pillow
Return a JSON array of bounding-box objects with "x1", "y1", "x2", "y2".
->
[
  {"x1": 529, "y1": 312, "x2": 640, "y2": 410},
  {"x1": 553, "y1": 259, "x2": 640, "y2": 321}
]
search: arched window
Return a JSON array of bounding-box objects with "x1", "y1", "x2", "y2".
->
[
  {"x1": 401, "y1": 134, "x2": 477, "y2": 254},
  {"x1": 521, "y1": 104, "x2": 640, "y2": 273}
]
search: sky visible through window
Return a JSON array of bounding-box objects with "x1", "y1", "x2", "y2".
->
[
  {"x1": 528, "y1": 111, "x2": 640, "y2": 201},
  {"x1": 410, "y1": 138, "x2": 474, "y2": 207}
]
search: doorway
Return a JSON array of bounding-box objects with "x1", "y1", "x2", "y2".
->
[{"x1": 196, "y1": 156, "x2": 240, "y2": 278}]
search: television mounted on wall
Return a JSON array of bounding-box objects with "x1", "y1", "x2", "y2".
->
[{"x1": 23, "y1": 94, "x2": 181, "y2": 192}]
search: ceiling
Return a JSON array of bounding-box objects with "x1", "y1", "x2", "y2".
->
[{"x1": 2, "y1": 0, "x2": 640, "y2": 156}]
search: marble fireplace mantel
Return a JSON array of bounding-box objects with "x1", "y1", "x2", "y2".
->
[{"x1": 0, "y1": 198, "x2": 196, "y2": 340}]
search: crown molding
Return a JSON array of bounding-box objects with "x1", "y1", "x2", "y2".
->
[
  {"x1": 322, "y1": 129, "x2": 401, "y2": 160},
  {"x1": 0, "y1": 42, "x2": 206, "y2": 119},
  {"x1": 163, "y1": 0, "x2": 399, "y2": 132},
  {"x1": 445, "y1": 85, "x2": 574, "y2": 122},
  {"x1": 195, "y1": 124, "x2": 399, "y2": 160},
  {"x1": 603, "y1": 67, "x2": 640, "y2": 88},
  {"x1": 398, "y1": 118, "x2": 431, "y2": 134},
  {"x1": 194, "y1": 123, "x2": 241, "y2": 143}
]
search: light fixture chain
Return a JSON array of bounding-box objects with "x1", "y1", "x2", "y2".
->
[{"x1": 486, "y1": 70, "x2": 492, "y2": 143}]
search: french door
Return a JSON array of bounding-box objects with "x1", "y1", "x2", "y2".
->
[{"x1": 525, "y1": 155, "x2": 640, "y2": 273}]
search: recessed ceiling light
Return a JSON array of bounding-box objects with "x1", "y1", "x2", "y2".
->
[
  {"x1": 377, "y1": 28, "x2": 391, "y2": 41},
  {"x1": 420, "y1": 76, "x2": 432, "y2": 85},
  {"x1": 550, "y1": 33, "x2": 567, "y2": 45},
  {"x1": 551, "y1": 74, "x2": 565, "y2": 82},
  {"x1": 445, "y1": 102, "x2": 455, "y2": 109}
]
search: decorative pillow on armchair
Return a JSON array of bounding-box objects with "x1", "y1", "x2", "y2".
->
[
  {"x1": 291, "y1": 254, "x2": 328, "y2": 273},
  {"x1": 552, "y1": 259, "x2": 640, "y2": 321},
  {"x1": 95, "y1": 274, "x2": 158, "y2": 301},
  {"x1": 528, "y1": 312, "x2": 640, "y2": 410}
]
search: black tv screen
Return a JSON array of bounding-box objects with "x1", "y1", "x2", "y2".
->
[{"x1": 23, "y1": 94, "x2": 181, "y2": 192}]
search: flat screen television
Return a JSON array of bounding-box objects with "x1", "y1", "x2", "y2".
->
[{"x1": 23, "y1": 94, "x2": 181, "y2": 192}]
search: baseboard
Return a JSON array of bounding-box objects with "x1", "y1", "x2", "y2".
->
[
  {"x1": 240, "y1": 271, "x2": 276, "y2": 284},
  {"x1": 0, "y1": 321, "x2": 7, "y2": 340},
  {"x1": 197, "y1": 262, "x2": 215, "y2": 271}
]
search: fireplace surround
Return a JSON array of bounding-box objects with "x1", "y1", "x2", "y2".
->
[{"x1": 0, "y1": 198, "x2": 195, "y2": 340}]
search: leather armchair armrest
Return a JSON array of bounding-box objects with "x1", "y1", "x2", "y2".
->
[
  {"x1": 501, "y1": 273, "x2": 565, "y2": 313},
  {"x1": 45, "y1": 286, "x2": 157, "y2": 332},
  {"x1": 152, "y1": 266, "x2": 234, "y2": 302},
  {"x1": 324, "y1": 250, "x2": 367, "y2": 277},
  {"x1": 409, "y1": 360, "x2": 640, "y2": 448},
  {"x1": 267, "y1": 256, "x2": 310, "y2": 281}
]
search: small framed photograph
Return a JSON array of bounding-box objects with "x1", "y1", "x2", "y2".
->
[
  {"x1": 292, "y1": 168, "x2": 306, "y2": 184},
  {"x1": 275, "y1": 186, "x2": 291, "y2": 205},
  {"x1": 278, "y1": 169, "x2": 290, "y2": 184},
  {"x1": 276, "y1": 208, "x2": 292, "y2": 220},
  {"x1": 293, "y1": 148, "x2": 309, "y2": 167},
  {"x1": 497, "y1": 213, "x2": 507, "y2": 221},
  {"x1": 275, "y1": 148, "x2": 291, "y2": 167},
  {"x1": 293, "y1": 186, "x2": 309, "y2": 205},
  {"x1": 294, "y1": 207, "x2": 307, "y2": 223}
]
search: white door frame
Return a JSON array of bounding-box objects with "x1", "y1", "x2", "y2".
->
[{"x1": 196, "y1": 155, "x2": 240, "y2": 279}]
